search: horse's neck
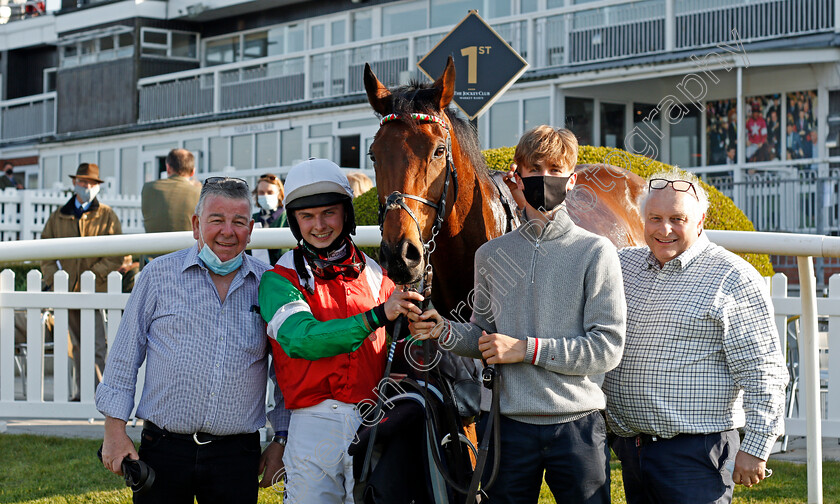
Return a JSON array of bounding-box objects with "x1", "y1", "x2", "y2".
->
[{"x1": 429, "y1": 169, "x2": 502, "y2": 317}]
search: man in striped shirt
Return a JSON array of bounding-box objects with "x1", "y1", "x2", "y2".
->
[{"x1": 603, "y1": 169, "x2": 788, "y2": 504}]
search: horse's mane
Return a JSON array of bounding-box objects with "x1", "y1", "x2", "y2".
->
[{"x1": 387, "y1": 81, "x2": 491, "y2": 182}]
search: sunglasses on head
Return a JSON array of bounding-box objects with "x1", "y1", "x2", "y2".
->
[
  {"x1": 648, "y1": 178, "x2": 699, "y2": 201},
  {"x1": 259, "y1": 174, "x2": 279, "y2": 182}
]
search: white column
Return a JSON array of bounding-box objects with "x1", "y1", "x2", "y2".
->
[
  {"x1": 555, "y1": 85, "x2": 564, "y2": 128},
  {"x1": 796, "y1": 256, "x2": 824, "y2": 504},
  {"x1": 665, "y1": 0, "x2": 675, "y2": 52},
  {"x1": 735, "y1": 66, "x2": 745, "y2": 208}
]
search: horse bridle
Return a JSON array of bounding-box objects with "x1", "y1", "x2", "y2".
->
[{"x1": 376, "y1": 113, "x2": 459, "y2": 270}]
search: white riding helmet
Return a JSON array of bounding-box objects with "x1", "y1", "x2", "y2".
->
[{"x1": 284, "y1": 158, "x2": 356, "y2": 243}]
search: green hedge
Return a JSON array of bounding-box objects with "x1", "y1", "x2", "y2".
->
[{"x1": 484, "y1": 145, "x2": 773, "y2": 276}]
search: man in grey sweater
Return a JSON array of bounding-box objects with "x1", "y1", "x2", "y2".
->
[{"x1": 410, "y1": 126, "x2": 626, "y2": 503}]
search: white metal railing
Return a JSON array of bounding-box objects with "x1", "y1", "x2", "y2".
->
[
  {"x1": 136, "y1": 0, "x2": 837, "y2": 123},
  {"x1": 0, "y1": 189, "x2": 142, "y2": 241},
  {"x1": 702, "y1": 162, "x2": 840, "y2": 235},
  {"x1": 0, "y1": 91, "x2": 56, "y2": 142},
  {"x1": 675, "y1": 0, "x2": 835, "y2": 49},
  {"x1": 0, "y1": 227, "x2": 835, "y2": 503}
]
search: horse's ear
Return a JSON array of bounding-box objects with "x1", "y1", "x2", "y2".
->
[
  {"x1": 364, "y1": 63, "x2": 393, "y2": 116},
  {"x1": 433, "y1": 55, "x2": 456, "y2": 110}
]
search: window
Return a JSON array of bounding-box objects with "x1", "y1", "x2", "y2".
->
[
  {"x1": 309, "y1": 123, "x2": 332, "y2": 138},
  {"x1": 209, "y1": 137, "x2": 229, "y2": 172},
  {"x1": 281, "y1": 128, "x2": 303, "y2": 167},
  {"x1": 432, "y1": 0, "x2": 481, "y2": 28},
  {"x1": 332, "y1": 20, "x2": 346, "y2": 45},
  {"x1": 59, "y1": 29, "x2": 134, "y2": 68},
  {"x1": 232, "y1": 135, "x2": 253, "y2": 170},
  {"x1": 256, "y1": 132, "x2": 279, "y2": 169},
  {"x1": 121, "y1": 147, "x2": 138, "y2": 195},
  {"x1": 486, "y1": 0, "x2": 511, "y2": 18},
  {"x1": 172, "y1": 32, "x2": 198, "y2": 59},
  {"x1": 520, "y1": 0, "x2": 538, "y2": 13},
  {"x1": 524, "y1": 97, "x2": 550, "y2": 131},
  {"x1": 141, "y1": 28, "x2": 198, "y2": 60},
  {"x1": 489, "y1": 101, "x2": 519, "y2": 148},
  {"x1": 205, "y1": 36, "x2": 239, "y2": 66},
  {"x1": 244, "y1": 32, "x2": 268, "y2": 60},
  {"x1": 42, "y1": 156, "x2": 58, "y2": 190},
  {"x1": 98, "y1": 150, "x2": 115, "y2": 185},
  {"x1": 565, "y1": 97, "x2": 594, "y2": 146},
  {"x1": 311, "y1": 24, "x2": 325, "y2": 49},
  {"x1": 309, "y1": 142, "x2": 329, "y2": 159},
  {"x1": 79, "y1": 151, "x2": 96, "y2": 164},
  {"x1": 352, "y1": 11, "x2": 372, "y2": 42},
  {"x1": 60, "y1": 154, "x2": 76, "y2": 182},
  {"x1": 600, "y1": 102, "x2": 625, "y2": 149},
  {"x1": 382, "y1": 1, "x2": 427, "y2": 36},
  {"x1": 99, "y1": 35, "x2": 114, "y2": 51}
]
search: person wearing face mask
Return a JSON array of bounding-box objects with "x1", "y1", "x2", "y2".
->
[
  {"x1": 0, "y1": 161, "x2": 22, "y2": 189},
  {"x1": 248, "y1": 173, "x2": 288, "y2": 265},
  {"x1": 96, "y1": 177, "x2": 288, "y2": 503},
  {"x1": 41, "y1": 163, "x2": 123, "y2": 401},
  {"x1": 409, "y1": 126, "x2": 626, "y2": 504},
  {"x1": 258, "y1": 158, "x2": 423, "y2": 504}
]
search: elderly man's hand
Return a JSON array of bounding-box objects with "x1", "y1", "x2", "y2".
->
[
  {"x1": 102, "y1": 417, "x2": 138, "y2": 476},
  {"x1": 258, "y1": 441, "x2": 285, "y2": 489},
  {"x1": 732, "y1": 451, "x2": 767, "y2": 487}
]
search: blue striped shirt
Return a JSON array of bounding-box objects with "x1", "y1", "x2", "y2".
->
[{"x1": 96, "y1": 244, "x2": 290, "y2": 435}]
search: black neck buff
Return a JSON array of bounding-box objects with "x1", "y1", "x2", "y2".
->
[
  {"x1": 521, "y1": 175, "x2": 571, "y2": 212},
  {"x1": 301, "y1": 238, "x2": 365, "y2": 280}
]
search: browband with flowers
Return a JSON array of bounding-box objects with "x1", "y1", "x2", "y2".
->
[{"x1": 380, "y1": 113, "x2": 450, "y2": 130}]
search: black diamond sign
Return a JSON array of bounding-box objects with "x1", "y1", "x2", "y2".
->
[{"x1": 418, "y1": 10, "x2": 529, "y2": 120}]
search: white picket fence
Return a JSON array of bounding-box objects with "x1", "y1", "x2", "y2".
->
[
  {"x1": 0, "y1": 188, "x2": 143, "y2": 241},
  {"x1": 0, "y1": 227, "x2": 834, "y2": 502}
]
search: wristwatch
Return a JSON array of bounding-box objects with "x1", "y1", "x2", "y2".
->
[{"x1": 272, "y1": 432, "x2": 288, "y2": 446}]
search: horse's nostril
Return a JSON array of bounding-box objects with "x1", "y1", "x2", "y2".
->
[{"x1": 401, "y1": 240, "x2": 422, "y2": 265}]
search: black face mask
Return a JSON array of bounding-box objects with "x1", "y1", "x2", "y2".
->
[
  {"x1": 5, "y1": 170, "x2": 12, "y2": 177},
  {"x1": 520, "y1": 175, "x2": 571, "y2": 211}
]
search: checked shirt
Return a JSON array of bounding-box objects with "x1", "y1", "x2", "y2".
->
[{"x1": 603, "y1": 233, "x2": 788, "y2": 460}]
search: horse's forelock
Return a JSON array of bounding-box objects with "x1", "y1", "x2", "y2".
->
[{"x1": 380, "y1": 82, "x2": 490, "y2": 180}]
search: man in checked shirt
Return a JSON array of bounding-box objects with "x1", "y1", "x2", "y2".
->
[{"x1": 603, "y1": 169, "x2": 788, "y2": 503}]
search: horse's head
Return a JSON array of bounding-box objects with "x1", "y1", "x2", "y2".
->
[{"x1": 364, "y1": 56, "x2": 458, "y2": 285}]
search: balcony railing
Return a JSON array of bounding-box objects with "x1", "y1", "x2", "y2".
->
[
  {"x1": 704, "y1": 160, "x2": 840, "y2": 235},
  {"x1": 0, "y1": 92, "x2": 56, "y2": 142},
  {"x1": 137, "y1": 0, "x2": 837, "y2": 124}
]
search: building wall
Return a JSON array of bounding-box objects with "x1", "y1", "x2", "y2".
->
[{"x1": 56, "y1": 57, "x2": 136, "y2": 133}]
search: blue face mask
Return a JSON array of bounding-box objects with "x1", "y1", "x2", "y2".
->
[{"x1": 198, "y1": 226, "x2": 244, "y2": 275}]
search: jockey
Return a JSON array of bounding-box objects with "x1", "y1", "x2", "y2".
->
[{"x1": 258, "y1": 158, "x2": 422, "y2": 504}]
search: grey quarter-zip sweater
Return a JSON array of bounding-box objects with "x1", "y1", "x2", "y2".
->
[{"x1": 441, "y1": 207, "x2": 626, "y2": 425}]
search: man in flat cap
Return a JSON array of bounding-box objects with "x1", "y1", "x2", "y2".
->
[{"x1": 41, "y1": 163, "x2": 124, "y2": 400}]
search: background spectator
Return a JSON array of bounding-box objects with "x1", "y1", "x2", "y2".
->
[{"x1": 40, "y1": 163, "x2": 123, "y2": 401}]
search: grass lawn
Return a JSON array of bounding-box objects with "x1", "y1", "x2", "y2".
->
[{"x1": 1, "y1": 434, "x2": 838, "y2": 503}]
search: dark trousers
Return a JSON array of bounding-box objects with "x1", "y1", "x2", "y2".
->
[
  {"x1": 611, "y1": 430, "x2": 739, "y2": 504},
  {"x1": 478, "y1": 411, "x2": 610, "y2": 504},
  {"x1": 135, "y1": 426, "x2": 261, "y2": 504}
]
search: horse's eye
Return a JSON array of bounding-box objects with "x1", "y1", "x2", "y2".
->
[
  {"x1": 368, "y1": 150, "x2": 376, "y2": 163},
  {"x1": 434, "y1": 146, "x2": 446, "y2": 158}
]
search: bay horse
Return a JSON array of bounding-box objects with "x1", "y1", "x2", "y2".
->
[{"x1": 364, "y1": 56, "x2": 646, "y2": 318}]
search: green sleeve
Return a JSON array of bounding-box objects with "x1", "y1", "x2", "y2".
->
[{"x1": 259, "y1": 271, "x2": 378, "y2": 360}]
